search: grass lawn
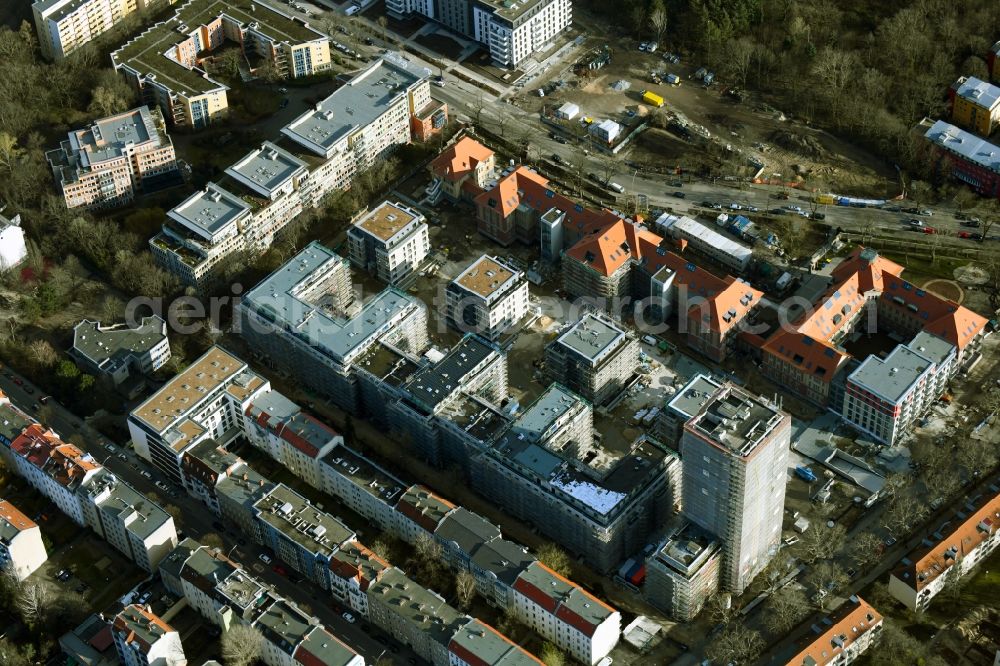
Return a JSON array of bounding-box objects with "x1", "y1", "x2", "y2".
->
[{"x1": 882, "y1": 252, "x2": 964, "y2": 285}]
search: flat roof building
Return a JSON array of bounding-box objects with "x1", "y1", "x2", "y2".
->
[
  {"x1": 545, "y1": 313, "x2": 640, "y2": 406},
  {"x1": 681, "y1": 384, "x2": 790, "y2": 595},
  {"x1": 226, "y1": 141, "x2": 310, "y2": 200},
  {"x1": 347, "y1": 201, "x2": 429, "y2": 284},
  {"x1": 46, "y1": 106, "x2": 179, "y2": 210},
  {"x1": 446, "y1": 255, "x2": 530, "y2": 341},
  {"x1": 950, "y1": 76, "x2": 1000, "y2": 137},
  {"x1": 33, "y1": 0, "x2": 166, "y2": 61},
  {"x1": 645, "y1": 521, "x2": 721, "y2": 621},
  {"x1": 71, "y1": 316, "x2": 170, "y2": 390}
]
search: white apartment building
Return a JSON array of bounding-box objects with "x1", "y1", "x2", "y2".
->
[
  {"x1": 80, "y1": 469, "x2": 178, "y2": 571},
  {"x1": 111, "y1": 604, "x2": 186, "y2": 666},
  {"x1": 889, "y1": 490, "x2": 1000, "y2": 611},
  {"x1": 127, "y1": 346, "x2": 270, "y2": 484},
  {"x1": 2, "y1": 425, "x2": 101, "y2": 526},
  {"x1": 0, "y1": 212, "x2": 28, "y2": 271},
  {"x1": 449, "y1": 619, "x2": 543, "y2": 666},
  {"x1": 319, "y1": 444, "x2": 406, "y2": 535},
  {"x1": 387, "y1": 0, "x2": 573, "y2": 68},
  {"x1": 244, "y1": 390, "x2": 342, "y2": 490},
  {"x1": 46, "y1": 106, "x2": 179, "y2": 210},
  {"x1": 842, "y1": 331, "x2": 955, "y2": 446},
  {"x1": 680, "y1": 384, "x2": 791, "y2": 595},
  {"x1": 511, "y1": 561, "x2": 620, "y2": 665},
  {"x1": 347, "y1": 201, "x2": 429, "y2": 284},
  {"x1": 327, "y1": 539, "x2": 389, "y2": 619},
  {"x1": 0, "y1": 500, "x2": 48, "y2": 582},
  {"x1": 445, "y1": 255, "x2": 529, "y2": 341},
  {"x1": 71, "y1": 316, "x2": 170, "y2": 388},
  {"x1": 785, "y1": 596, "x2": 883, "y2": 666},
  {"x1": 32, "y1": 0, "x2": 170, "y2": 60}
]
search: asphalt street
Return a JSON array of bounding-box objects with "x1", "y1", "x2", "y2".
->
[{"x1": 0, "y1": 368, "x2": 413, "y2": 665}]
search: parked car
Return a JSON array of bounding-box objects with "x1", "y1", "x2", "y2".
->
[
  {"x1": 342, "y1": 612, "x2": 356, "y2": 623},
  {"x1": 551, "y1": 153, "x2": 565, "y2": 165},
  {"x1": 962, "y1": 219, "x2": 981, "y2": 227},
  {"x1": 884, "y1": 535, "x2": 897, "y2": 547},
  {"x1": 959, "y1": 231, "x2": 972, "y2": 239},
  {"x1": 272, "y1": 564, "x2": 287, "y2": 576},
  {"x1": 259, "y1": 553, "x2": 273, "y2": 565},
  {"x1": 922, "y1": 227, "x2": 936, "y2": 234},
  {"x1": 671, "y1": 181, "x2": 683, "y2": 187},
  {"x1": 140, "y1": 470, "x2": 152, "y2": 480},
  {"x1": 56, "y1": 569, "x2": 71, "y2": 581},
  {"x1": 672, "y1": 191, "x2": 686, "y2": 199}
]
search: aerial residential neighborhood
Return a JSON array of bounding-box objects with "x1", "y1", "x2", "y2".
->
[{"x1": 2, "y1": 0, "x2": 1000, "y2": 665}]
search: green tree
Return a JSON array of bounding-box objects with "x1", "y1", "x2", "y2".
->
[
  {"x1": 536, "y1": 542, "x2": 572, "y2": 578},
  {"x1": 539, "y1": 642, "x2": 565, "y2": 666}
]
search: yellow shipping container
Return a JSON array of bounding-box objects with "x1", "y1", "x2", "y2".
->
[
  {"x1": 816, "y1": 194, "x2": 835, "y2": 205},
  {"x1": 642, "y1": 91, "x2": 665, "y2": 107}
]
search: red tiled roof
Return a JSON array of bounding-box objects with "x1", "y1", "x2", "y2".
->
[
  {"x1": 563, "y1": 219, "x2": 658, "y2": 277},
  {"x1": 431, "y1": 137, "x2": 494, "y2": 182},
  {"x1": 512, "y1": 563, "x2": 615, "y2": 637},
  {"x1": 394, "y1": 486, "x2": 455, "y2": 533},
  {"x1": 448, "y1": 620, "x2": 545, "y2": 666},
  {"x1": 892, "y1": 489, "x2": 1000, "y2": 592},
  {"x1": 785, "y1": 597, "x2": 882, "y2": 666},
  {"x1": 880, "y1": 274, "x2": 987, "y2": 350},
  {"x1": 10, "y1": 426, "x2": 100, "y2": 485},
  {"x1": 0, "y1": 500, "x2": 37, "y2": 532}
]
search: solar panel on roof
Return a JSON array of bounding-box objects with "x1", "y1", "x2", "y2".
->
[{"x1": 575, "y1": 204, "x2": 584, "y2": 213}]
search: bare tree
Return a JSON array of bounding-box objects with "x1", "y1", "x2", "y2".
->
[
  {"x1": 705, "y1": 625, "x2": 765, "y2": 665},
  {"x1": 649, "y1": 0, "x2": 668, "y2": 47},
  {"x1": 415, "y1": 533, "x2": 443, "y2": 561},
  {"x1": 471, "y1": 93, "x2": 487, "y2": 127},
  {"x1": 28, "y1": 340, "x2": 58, "y2": 368},
  {"x1": 800, "y1": 524, "x2": 845, "y2": 563},
  {"x1": 455, "y1": 570, "x2": 476, "y2": 611},
  {"x1": 807, "y1": 561, "x2": 849, "y2": 602},
  {"x1": 764, "y1": 587, "x2": 809, "y2": 633},
  {"x1": 220, "y1": 624, "x2": 263, "y2": 666},
  {"x1": 377, "y1": 16, "x2": 388, "y2": 47},
  {"x1": 369, "y1": 539, "x2": 391, "y2": 561},
  {"x1": 15, "y1": 580, "x2": 51, "y2": 629},
  {"x1": 535, "y1": 542, "x2": 572, "y2": 578},
  {"x1": 201, "y1": 533, "x2": 225, "y2": 550},
  {"x1": 849, "y1": 531, "x2": 884, "y2": 568},
  {"x1": 705, "y1": 592, "x2": 736, "y2": 627},
  {"x1": 725, "y1": 38, "x2": 755, "y2": 89}
]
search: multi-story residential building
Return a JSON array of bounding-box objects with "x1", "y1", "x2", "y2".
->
[
  {"x1": 0, "y1": 500, "x2": 48, "y2": 581},
  {"x1": 389, "y1": 334, "x2": 508, "y2": 465},
  {"x1": 427, "y1": 136, "x2": 496, "y2": 204},
  {"x1": 251, "y1": 483, "x2": 354, "y2": 589},
  {"x1": 79, "y1": 468, "x2": 178, "y2": 571},
  {"x1": 59, "y1": 612, "x2": 123, "y2": 666},
  {"x1": 347, "y1": 201, "x2": 430, "y2": 284},
  {"x1": 319, "y1": 444, "x2": 406, "y2": 534},
  {"x1": 644, "y1": 521, "x2": 721, "y2": 622},
  {"x1": 445, "y1": 255, "x2": 529, "y2": 341},
  {"x1": 841, "y1": 331, "x2": 955, "y2": 446},
  {"x1": 283, "y1": 56, "x2": 436, "y2": 168},
  {"x1": 0, "y1": 392, "x2": 34, "y2": 447},
  {"x1": 386, "y1": 0, "x2": 573, "y2": 68},
  {"x1": 111, "y1": 604, "x2": 186, "y2": 666},
  {"x1": 654, "y1": 374, "x2": 721, "y2": 450},
  {"x1": 680, "y1": 384, "x2": 790, "y2": 595},
  {"x1": 889, "y1": 487, "x2": 1000, "y2": 611},
  {"x1": 949, "y1": 76, "x2": 1000, "y2": 137},
  {"x1": 32, "y1": 0, "x2": 173, "y2": 60},
  {"x1": 652, "y1": 213, "x2": 753, "y2": 274},
  {"x1": 367, "y1": 566, "x2": 469, "y2": 666},
  {"x1": 127, "y1": 345, "x2": 270, "y2": 484},
  {"x1": 755, "y1": 247, "x2": 987, "y2": 407},
  {"x1": 394, "y1": 484, "x2": 457, "y2": 544},
  {"x1": 328, "y1": 539, "x2": 389, "y2": 619},
  {"x1": 255, "y1": 598, "x2": 365, "y2": 666},
  {"x1": 3, "y1": 425, "x2": 101, "y2": 525},
  {"x1": 70, "y1": 316, "x2": 170, "y2": 390},
  {"x1": 216, "y1": 462, "x2": 275, "y2": 534},
  {"x1": 471, "y1": 385, "x2": 679, "y2": 572},
  {"x1": 544, "y1": 312, "x2": 639, "y2": 406},
  {"x1": 784, "y1": 596, "x2": 883, "y2": 666},
  {"x1": 239, "y1": 242, "x2": 428, "y2": 413},
  {"x1": 921, "y1": 118, "x2": 1000, "y2": 199},
  {"x1": 244, "y1": 390, "x2": 341, "y2": 489},
  {"x1": 0, "y1": 211, "x2": 28, "y2": 271},
  {"x1": 111, "y1": 0, "x2": 330, "y2": 128},
  {"x1": 179, "y1": 438, "x2": 245, "y2": 514},
  {"x1": 46, "y1": 107, "x2": 179, "y2": 210},
  {"x1": 511, "y1": 561, "x2": 620, "y2": 665},
  {"x1": 449, "y1": 619, "x2": 543, "y2": 666}
]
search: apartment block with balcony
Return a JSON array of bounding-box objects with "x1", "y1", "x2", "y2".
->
[
  {"x1": 47, "y1": 106, "x2": 179, "y2": 210},
  {"x1": 544, "y1": 312, "x2": 639, "y2": 406},
  {"x1": 127, "y1": 345, "x2": 270, "y2": 484},
  {"x1": 680, "y1": 385, "x2": 790, "y2": 596},
  {"x1": 238, "y1": 242, "x2": 428, "y2": 413},
  {"x1": 889, "y1": 486, "x2": 1000, "y2": 611},
  {"x1": 80, "y1": 468, "x2": 179, "y2": 571},
  {"x1": 111, "y1": 0, "x2": 330, "y2": 129},
  {"x1": 644, "y1": 521, "x2": 721, "y2": 622},
  {"x1": 841, "y1": 331, "x2": 955, "y2": 446},
  {"x1": 32, "y1": 0, "x2": 173, "y2": 61},
  {"x1": 784, "y1": 596, "x2": 883, "y2": 666},
  {"x1": 328, "y1": 540, "x2": 389, "y2": 619},
  {"x1": 347, "y1": 201, "x2": 429, "y2": 284},
  {"x1": 446, "y1": 255, "x2": 529, "y2": 341},
  {"x1": 319, "y1": 444, "x2": 406, "y2": 534},
  {"x1": 251, "y1": 483, "x2": 355, "y2": 589},
  {"x1": 949, "y1": 76, "x2": 1000, "y2": 137},
  {"x1": 111, "y1": 604, "x2": 186, "y2": 666},
  {"x1": 388, "y1": 0, "x2": 572, "y2": 68},
  {"x1": 0, "y1": 500, "x2": 48, "y2": 582}
]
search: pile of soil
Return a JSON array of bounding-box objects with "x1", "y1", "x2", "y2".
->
[{"x1": 769, "y1": 129, "x2": 826, "y2": 158}]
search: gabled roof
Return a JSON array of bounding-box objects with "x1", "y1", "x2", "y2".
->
[
  {"x1": 431, "y1": 137, "x2": 494, "y2": 182},
  {"x1": 395, "y1": 485, "x2": 456, "y2": 533},
  {"x1": 511, "y1": 562, "x2": 617, "y2": 637},
  {"x1": 892, "y1": 488, "x2": 1000, "y2": 592},
  {"x1": 785, "y1": 596, "x2": 882, "y2": 666},
  {"x1": 563, "y1": 219, "x2": 660, "y2": 278},
  {"x1": 880, "y1": 274, "x2": 987, "y2": 350}
]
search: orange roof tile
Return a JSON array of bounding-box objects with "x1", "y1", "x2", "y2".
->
[
  {"x1": 785, "y1": 596, "x2": 882, "y2": 666},
  {"x1": 431, "y1": 137, "x2": 494, "y2": 182},
  {"x1": 0, "y1": 500, "x2": 37, "y2": 532},
  {"x1": 892, "y1": 489, "x2": 1000, "y2": 592},
  {"x1": 880, "y1": 273, "x2": 987, "y2": 350}
]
